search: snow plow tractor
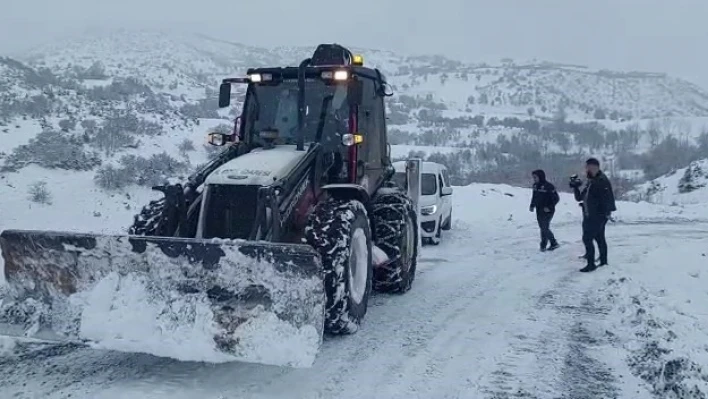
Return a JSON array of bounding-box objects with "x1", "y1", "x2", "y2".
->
[{"x1": 0, "y1": 44, "x2": 422, "y2": 368}]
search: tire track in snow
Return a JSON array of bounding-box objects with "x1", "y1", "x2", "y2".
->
[
  {"x1": 481, "y1": 221, "x2": 708, "y2": 399},
  {"x1": 243, "y1": 236, "x2": 508, "y2": 399},
  {"x1": 596, "y1": 225, "x2": 708, "y2": 399},
  {"x1": 376, "y1": 230, "x2": 580, "y2": 399},
  {"x1": 480, "y1": 248, "x2": 621, "y2": 398}
]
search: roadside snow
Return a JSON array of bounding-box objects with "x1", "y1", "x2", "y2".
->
[
  {"x1": 596, "y1": 238, "x2": 708, "y2": 397},
  {"x1": 627, "y1": 159, "x2": 708, "y2": 205},
  {"x1": 451, "y1": 183, "x2": 708, "y2": 228},
  {"x1": 0, "y1": 336, "x2": 15, "y2": 356}
]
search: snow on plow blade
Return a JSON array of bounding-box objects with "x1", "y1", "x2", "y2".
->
[{"x1": 0, "y1": 229, "x2": 325, "y2": 368}]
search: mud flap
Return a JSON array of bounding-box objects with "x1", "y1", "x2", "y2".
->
[{"x1": 0, "y1": 230, "x2": 325, "y2": 368}]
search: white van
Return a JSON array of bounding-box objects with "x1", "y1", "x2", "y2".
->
[{"x1": 392, "y1": 161, "x2": 453, "y2": 245}]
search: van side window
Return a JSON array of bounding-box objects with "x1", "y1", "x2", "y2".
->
[{"x1": 438, "y1": 174, "x2": 444, "y2": 191}]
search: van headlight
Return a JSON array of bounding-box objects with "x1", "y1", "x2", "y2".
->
[{"x1": 421, "y1": 205, "x2": 437, "y2": 215}]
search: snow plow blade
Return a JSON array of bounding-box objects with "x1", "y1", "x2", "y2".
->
[{"x1": 0, "y1": 229, "x2": 325, "y2": 368}]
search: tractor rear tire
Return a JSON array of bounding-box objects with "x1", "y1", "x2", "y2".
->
[
  {"x1": 305, "y1": 198, "x2": 373, "y2": 335},
  {"x1": 371, "y1": 185, "x2": 418, "y2": 293}
]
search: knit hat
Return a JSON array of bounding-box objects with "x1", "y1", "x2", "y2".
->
[{"x1": 585, "y1": 158, "x2": 600, "y2": 166}]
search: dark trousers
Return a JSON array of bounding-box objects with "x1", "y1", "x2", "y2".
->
[
  {"x1": 536, "y1": 211, "x2": 557, "y2": 248},
  {"x1": 582, "y1": 216, "x2": 608, "y2": 264}
]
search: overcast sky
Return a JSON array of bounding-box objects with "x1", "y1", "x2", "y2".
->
[{"x1": 2, "y1": 0, "x2": 708, "y2": 87}]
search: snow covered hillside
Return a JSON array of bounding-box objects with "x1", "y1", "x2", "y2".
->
[
  {"x1": 20, "y1": 29, "x2": 708, "y2": 121},
  {"x1": 3, "y1": 28, "x2": 708, "y2": 195},
  {"x1": 626, "y1": 159, "x2": 708, "y2": 205},
  {"x1": 2, "y1": 184, "x2": 708, "y2": 398}
]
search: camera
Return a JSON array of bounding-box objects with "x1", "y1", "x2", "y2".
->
[{"x1": 569, "y1": 174, "x2": 583, "y2": 188}]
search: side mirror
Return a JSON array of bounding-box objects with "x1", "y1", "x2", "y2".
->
[
  {"x1": 207, "y1": 132, "x2": 232, "y2": 146},
  {"x1": 382, "y1": 83, "x2": 394, "y2": 97},
  {"x1": 218, "y1": 82, "x2": 231, "y2": 108},
  {"x1": 347, "y1": 79, "x2": 363, "y2": 106},
  {"x1": 441, "y1": 186, "x2": 453, "y2": 196}
]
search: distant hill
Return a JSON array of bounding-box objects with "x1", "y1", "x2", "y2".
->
[{"x1": 2, "y1": 28, "x2": 708, "y2": 228}]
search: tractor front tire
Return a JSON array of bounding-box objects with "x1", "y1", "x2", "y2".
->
[
  {"x1": 128, "y1": 198, "x2": 167, "y2": 236},
  {"x1": 305, "y1": 198, "x2": 373, "y2": 335},
  {"x1": 371, "y1": 186, "x2": 419, "y2": 293}
]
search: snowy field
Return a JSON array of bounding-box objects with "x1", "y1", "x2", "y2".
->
[{"x1": 2, "y1": 184, "x2": 708, "y2": 398}]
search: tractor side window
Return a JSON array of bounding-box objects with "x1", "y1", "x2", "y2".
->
[
  {"x1": 393, "y1": 172, "x2": 407, "y2": 190},
  {"x1": 370, "y1": 84, "x2": 386, "y2": 168},
  {"x1": 360, "y1": 78, "x2": 381, "y2": 169},
  {"x1": 317, "y1": 83, "x2": 349, "y2": 148}
]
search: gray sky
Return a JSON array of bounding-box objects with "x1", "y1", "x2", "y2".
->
[{"x1": 2, "y1": 0, "x2": 708, "y2": 88}]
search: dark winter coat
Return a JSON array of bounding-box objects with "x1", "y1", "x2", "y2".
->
[
  {"x1": 530, "y1": 170, "x2": 560, "y2": 212},
  {"x1": 573, "y1": 171, "x2": 617, "y2": 218}
]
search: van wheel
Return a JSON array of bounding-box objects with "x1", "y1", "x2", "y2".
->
[
  {"x1": 428, "y1": 218, "x2": 442, "y2": 245},
  {"x1": 442, "y1": 211, "x2": 452, "y2": 231}
]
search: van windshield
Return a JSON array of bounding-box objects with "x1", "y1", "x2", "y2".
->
[{"x1": 421, "y1": 173, "x2": 437, "y2": 195}]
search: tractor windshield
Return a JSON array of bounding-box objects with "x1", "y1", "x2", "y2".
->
[{"x1": 242, "y1": 80, "x2": 350, "y2": 148}]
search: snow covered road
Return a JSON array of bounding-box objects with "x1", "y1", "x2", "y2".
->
[{"x1": 2, "y1": 185, "x2": 708, "y2": 399}]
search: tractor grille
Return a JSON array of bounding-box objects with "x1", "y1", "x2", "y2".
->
[{"x1": 202, "y1": 185, "x2": 260, "y2": 240}]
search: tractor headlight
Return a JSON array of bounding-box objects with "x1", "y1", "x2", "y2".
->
[
  {"x1": 341, "y1": 133, "x2": 363, "y2": 146},
  {"x1": 248, "y1": 73, "x2": 272, "y2": 83},
  {"x1": 321, "y1": 70, "x2": 349, "y2": 81},
  {"x1": 421, "y1": 205, "x2": 437, "y2": 215}
]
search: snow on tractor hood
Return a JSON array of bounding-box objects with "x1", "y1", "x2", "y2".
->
[{"x1": 205, "y1": 145, "x2": 309, "y2": 186}]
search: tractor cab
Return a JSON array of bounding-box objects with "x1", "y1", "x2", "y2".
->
[
  {"x1": 233, "y1": 72, "x2": 350, "y2": 150},
  {"x1": 213, "y1": 44, "x2": 393, "y2": 186}
]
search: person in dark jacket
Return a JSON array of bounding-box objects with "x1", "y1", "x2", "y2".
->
[
  {"x1": 570, "y1": 174, "x2": 590, "y2": 260},
  {"x1": 577, "y1": 200, "x2": 590, "y2": 260},
  {"x1": 530, "y1": 169, "x2": 560, "y2": 251},
  {"x1": 573, "y1": 158, "x2": 617, "y2": 272}
]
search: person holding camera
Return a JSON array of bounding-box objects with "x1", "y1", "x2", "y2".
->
[
  {"x1": 571, "y1": 158, "x2": 617, "y2": 272},
  {"x1": 529, "y1": 169, "x2": 560, "y2": 252}
]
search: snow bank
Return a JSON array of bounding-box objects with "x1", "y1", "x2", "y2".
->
[
  {"x1": 595, "y1": 241, "x2": 708, "y2": 396},
  {"x1": 450, "y1": 183, "x2": 708, "y2": 232},
  {"x1": 0, "y1": 335, "x2": 15, "y2": 356},
  {"x1": 627, "y1": 159, "x2": 708, "y2": 205}
]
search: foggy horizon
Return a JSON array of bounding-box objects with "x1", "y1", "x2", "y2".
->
[{"x1": 2, "y1": 0, "x2": 708, "y2": 88}]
